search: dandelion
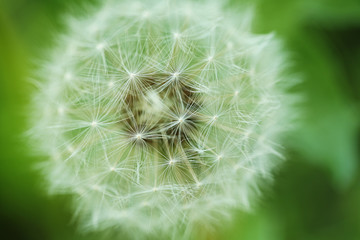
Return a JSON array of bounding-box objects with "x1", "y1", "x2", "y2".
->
[{"x1": 30, "y1": 0, "x2": 294, "y2": 239}]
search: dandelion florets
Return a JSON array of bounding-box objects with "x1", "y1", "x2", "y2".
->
[{"x1": 30, "y1": 0, "x2": 294, "y2": 239}]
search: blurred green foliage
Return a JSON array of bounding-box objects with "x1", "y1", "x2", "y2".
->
[{"x1": 0, "y1": 0, "x2": 359, "y2": 239}]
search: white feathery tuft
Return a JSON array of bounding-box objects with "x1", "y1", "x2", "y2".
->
[{"x1": 29, "y1": 0, "x2": 296, "y2": 239}]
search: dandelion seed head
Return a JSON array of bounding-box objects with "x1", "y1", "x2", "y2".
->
[{"x1": 30, "y1": 0, "x2": 295, "y2": 239}]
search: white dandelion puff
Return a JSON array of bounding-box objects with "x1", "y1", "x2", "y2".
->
[{"x1": 29, "y1": 0, "x2": 296, "y2": 239}]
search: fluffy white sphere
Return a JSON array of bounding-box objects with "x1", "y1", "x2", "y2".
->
[{"x1": 30, "y1": 0, "x2": 293, "y2": 239}]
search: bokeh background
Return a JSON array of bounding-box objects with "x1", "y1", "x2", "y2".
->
[{"x1": 0, "y1": 0, "x2": 359, "y2": 239}]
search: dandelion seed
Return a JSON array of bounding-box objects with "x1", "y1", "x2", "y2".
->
[
  {"x1": 227, "y1": 41, "x2": 234, "y2": 49},
  {"x1": 129, "y1": 72, "x2": 137, "y2": 79},
  {"x1": 172, "y1": 72, "x2": 180, "y2": 80},
  {"x1": 64, "y1": 72, "x2": 72, "y2": 81},
  {"x1": 57, "y1": 106, "x2": 65, "y2": 115},
  {"x1": 178, "y1": 117, "x2": 184, "y2": 124},
  {"x1": 96, "y1": 42, "x2": 105, "y2": 51},
  {"x1": 67, "y1": 145, "x2": 74, "y2": 153},
  {"x1": 142, "y1": 11, "x2": 150, "y2": 19},
  {"x1": 173, "y1": 32, "x2": 181, "y2": 39},
  {"x1": 108, "y1": 81, "x2": 114, "y2": 87}
]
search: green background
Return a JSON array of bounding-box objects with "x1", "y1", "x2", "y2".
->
[{"x1": 0, "y1": 0, "x2": 359, "y2": 239}]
